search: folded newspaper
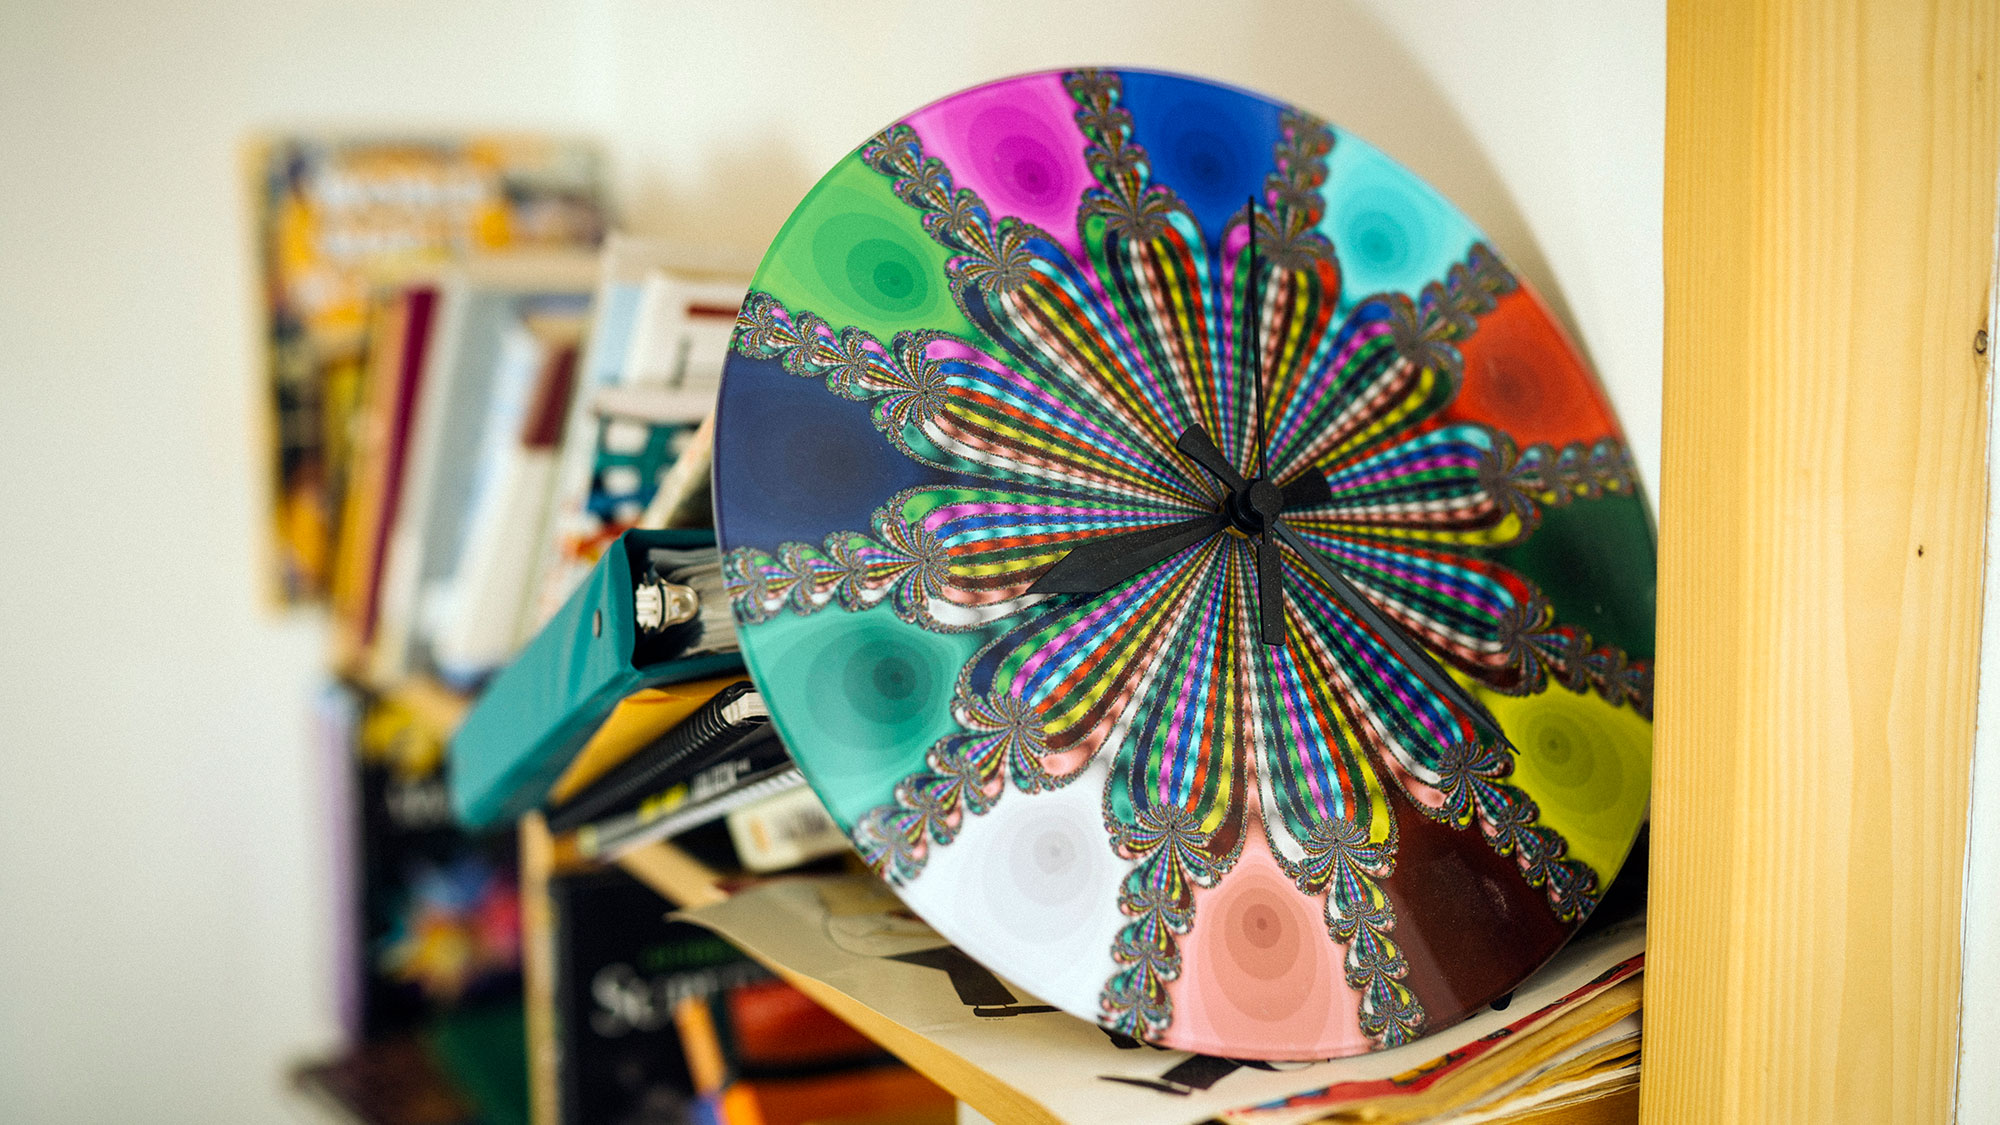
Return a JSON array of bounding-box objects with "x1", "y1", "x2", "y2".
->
[{"x1": 676, "y1": 874, "x2": 1643, "y2": 1125}]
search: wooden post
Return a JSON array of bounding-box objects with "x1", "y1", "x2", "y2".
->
[
  {"x1": 519, "y1": 813, "x2": 560, "y2": 1125},
  {"x1": 1648, "y1": 1, "x2": 1998, "y2": 1121}
]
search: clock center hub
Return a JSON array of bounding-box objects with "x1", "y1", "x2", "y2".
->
[{"x1": 1225, "y1": 478, "x2": 1286, "y2": 535}]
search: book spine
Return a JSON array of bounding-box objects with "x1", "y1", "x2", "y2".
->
[
  {"x1": 582, "y1": 767, "x2": 807, "y2": 860},
  {"x1": 725, "y1": 785, "x2": 849, "y2": 874}
]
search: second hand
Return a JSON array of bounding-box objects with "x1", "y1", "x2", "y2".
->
[{"x1": 1247, "y1": 194, "x2": 1267, "y2": 482}]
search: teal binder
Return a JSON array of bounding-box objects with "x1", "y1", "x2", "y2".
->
[{"x1": 448, "y1": 529, "x2": 744, "y2": 830}]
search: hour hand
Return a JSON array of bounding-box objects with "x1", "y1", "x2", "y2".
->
[
  {"x1": 1029, "y1": 512, "x2": 1227, "y2": 595},
  {"x1": 1280, "y1": 467, "x2": 1332, "y2": 510},
  {"x1": 1180, "y1": 422, "x2": 1332, "y2": 513},
  {"x1": 1255, "y1": 533, "x2": 1285, "y2": 646}
]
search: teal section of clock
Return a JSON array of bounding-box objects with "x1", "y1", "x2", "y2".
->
[
  {"x1": 739, "y1": 601, "x2": 985, "y2": 828},
  {"x1": 752, "y1": 152, "x2": 985, "y2": 345},
  {"x1": 1319, "y1": 129, "x2": 1480, "y2": 310}
]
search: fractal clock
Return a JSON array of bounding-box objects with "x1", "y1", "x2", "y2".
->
[{"x1": 710, "y1": 68, "x2": 1654, "y2": 1060}]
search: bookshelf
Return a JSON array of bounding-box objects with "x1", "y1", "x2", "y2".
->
[
  {"x1": 276, "y1": 10, "x2": 2000, "y2": 1120},
  {"x1": 537, "y1": 12, "x2": 2000, "y2": 1113}
]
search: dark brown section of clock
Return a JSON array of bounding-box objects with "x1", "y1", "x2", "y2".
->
[{"x1": 1371, "y1": 783, "x2": 1572, "y2": 1027}]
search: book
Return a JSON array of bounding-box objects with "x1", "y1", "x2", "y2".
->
[
  {"x1": 250, "y1": 134, "x2": 607, "y2": 606},
  {"x1": 674, "y1": 976, "x2": 950, "y2": 1125},
  {"x1": 544, "y1": 682, "x2": 764, "y2": 834},
  {"x1": 369, "y1": 255, "x2": 599, "y2": 687},
  {"x1": 427, "y1": 311, "x2": 587, "y2": 683},
  {"x1": 447, "y1": 529, "x2": 743, "y2": 831},
  {"x1": 317, "y1": 681, "x2": 369, "y2": 1041},
  {"x1": 549, "y1": 868, "x2": 769, "y2": 1125},
  {"x1": 637, "y1": 410, "x2": 716, "y2": 531},
  {"x1": 703, "y1": 1069, "x2": 954, "y2": 1125},
  {"x1": 425, "y1": 1003, "x2": 530, "y2": 1125},
  {"x1": 351, "y1": 691, "x2": 521, "y2": 1039},
  {"x1": 527, "y1": 259, "x2": 749, "y2": 634},
  {"x1": 545, "y1": 674, "x2": 750, "y2": 808},
  {"x1": 330, "y1": 283, "x2": 441, "y2": 674},
  {"x1": 577, "y1": 763, "x2": 804, "y2": 862},
  {"x1": 675, "y1": 976, "x2": 890, "y2": 1088},
  {"x1": 724, "y1": 785, "x2": 849, "y2": 875}
]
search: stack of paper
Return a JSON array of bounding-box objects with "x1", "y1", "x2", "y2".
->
[{"x1": 670, "y1": 873, "x2": 1644, "y2": 1125}]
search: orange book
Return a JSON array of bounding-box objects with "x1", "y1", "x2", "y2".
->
[
  {"x1": 675, "y1": 978, "x2": 952, "y2": 1125},
  {"x1": 716, "y1": 1067, "x2": 953, "y2": 1125}
]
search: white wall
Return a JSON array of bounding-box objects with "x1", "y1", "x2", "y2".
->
[{"x1": 0, "y1": 2, "x2": 1661, "y2": 1120}]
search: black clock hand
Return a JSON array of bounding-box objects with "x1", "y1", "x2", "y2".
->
[
  {"x1": 1176, "y1": 423, "x2": 1247, "y2": 490},
  {"x1": 1269, "y1": 519, "x2": 1510, "y2": 749},
  {"x1": 1246, "y1": 195, "x2": 1268, "y2": 480},
  {"x1": 1242, "y1": 201, "x2": 1285, "y2": 644},
  {"x1": 1254, "y1": 534, "x2": 1285, "y2": 646},
  {"x1": 1177, "y1": 422, "x2": 1294, "y2": 645},
  {"x1": 1280, "y1": 469, "x2": 1332, "y2": 510},
  {"x1": 1028, "y1": 511, "x2": 1228, "y2": 595},
  {"x1": 1179, "y1": 422, "x2": 1333, "y2": 510}
]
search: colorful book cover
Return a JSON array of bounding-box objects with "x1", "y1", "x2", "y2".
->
[
  {"x1": 354, "y1": 691, "x2": 523, "y2": 1038},
  {"x1": 250, "y1": 134, "x2": 606, "y2": 605},
  {"x1": 550, "y1": 868, "x2": 769, "y2": 1125}
]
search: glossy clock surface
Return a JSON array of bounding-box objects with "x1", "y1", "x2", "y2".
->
[{"x1": 711, "y1": 68, "x2": 1655, "y2": 1059}]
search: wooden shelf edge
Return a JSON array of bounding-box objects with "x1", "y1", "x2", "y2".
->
[{"x1": 613, "y1": 839, "x2": 731, "y2": 909}]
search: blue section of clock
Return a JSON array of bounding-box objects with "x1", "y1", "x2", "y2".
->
[
  {"x1": 1116, "y1": 70, "x2": 1285, "y2": 247},
  {"x1": 711, "y1": 350, "x2": 950, "y2": 549}
]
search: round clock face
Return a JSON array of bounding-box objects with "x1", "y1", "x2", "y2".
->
[{"x1": 712, "y1": 68, "x2": 1654, "y2": 1059}]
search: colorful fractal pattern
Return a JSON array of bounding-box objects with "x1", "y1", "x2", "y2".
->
[{"x1": 712, "y1": 69, "x2": 1655, "y2": 1060}]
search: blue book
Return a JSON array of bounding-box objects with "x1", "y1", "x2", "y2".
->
[{"x1": 448, "y1": 529, "x2": 742, "y2": 830}]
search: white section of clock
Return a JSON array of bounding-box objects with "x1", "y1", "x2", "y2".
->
[{"x1": 892, "y1": 754, "x2": 1136, "y2": 1019}]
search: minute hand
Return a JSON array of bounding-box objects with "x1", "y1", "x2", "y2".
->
[{"x1": 1269, "y1": 520, "x2": 1510, "y2": 749}]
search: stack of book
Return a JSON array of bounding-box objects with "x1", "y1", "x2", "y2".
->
[{"x1": 266, "y1": 135, "x2": 947, "y2": 1124}]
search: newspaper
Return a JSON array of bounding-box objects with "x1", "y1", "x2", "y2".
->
[{"x1": 679, "y1": 874, "x2": 1644, "y2": 1125}]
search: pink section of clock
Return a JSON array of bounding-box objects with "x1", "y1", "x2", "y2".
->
[
  {"x1": 902, "y1": 72, "x2": 1093, "y2": 259},
  {"x1": 1165, "y1": 825, "x2": 1370, "y2": 1057}
]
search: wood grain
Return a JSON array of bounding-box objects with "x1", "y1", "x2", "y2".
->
[
  {"x1": 614, "y1": 839, "x2": 732, "y2": 909},
  {"x1": 1647, "y1": 2, "x2": 1997, "y2": 1121},
  {"x1": 518, "y1": 813, "x2": 560, "y2": 1125}
]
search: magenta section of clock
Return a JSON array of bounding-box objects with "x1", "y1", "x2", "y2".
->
[{"x1": 710, "y1": 67, "x2": 1654, "y2": 1060}]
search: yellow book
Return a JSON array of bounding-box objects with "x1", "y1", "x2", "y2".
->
[{"x1": 545, "y1": 674, "x2": 747, "y2": 805}]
